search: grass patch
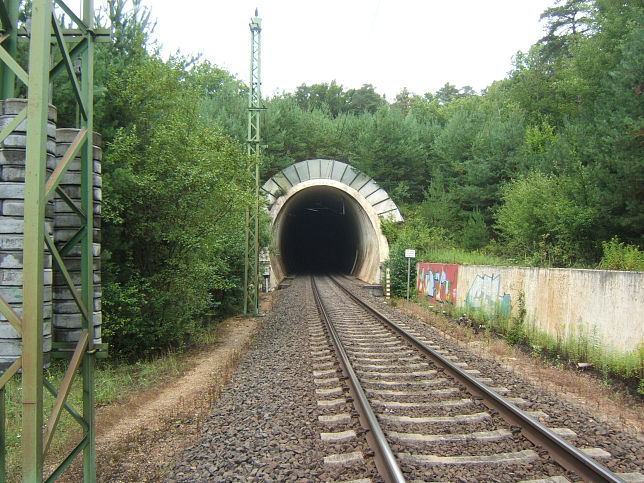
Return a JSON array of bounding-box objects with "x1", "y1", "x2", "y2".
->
[
  {"x1": 421, "y1": 247, "x2": 513, "y2": 266},
  {"x1": 599, "y1": 236, "x2": 644, "y2": 271},
  {"x1": 526, "y1": 324, "x2": 644, "y2": 388},
  {"x1": 420, "y1": 297, "x2": 643, "y2": 397}
]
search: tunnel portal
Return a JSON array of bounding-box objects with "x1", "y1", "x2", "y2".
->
[{"x1": 262, "y1": 159, "x2": 403, "y2": 287}]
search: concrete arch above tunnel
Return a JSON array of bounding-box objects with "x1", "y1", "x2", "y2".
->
[{"x1": 261, "y1": 159, "x2": 403, "y2": 287}]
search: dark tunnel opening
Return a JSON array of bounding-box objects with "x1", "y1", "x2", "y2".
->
[{"x1": 279, "y1": 187, "x2": 360, "y2": 275}]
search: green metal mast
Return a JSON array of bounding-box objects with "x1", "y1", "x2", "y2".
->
[
  {"x1": 0, "y1": 2, "x2": 18, "y2": 479},
  {"x1": 0, "y1": 1, "x2": 108, "y2": 480},
  {"x1": 243, "y1": 9, "x2": 263, "y2": 315}
]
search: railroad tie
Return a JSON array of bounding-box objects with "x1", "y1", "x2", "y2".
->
[
  {"x1": 323, "y1": 451, "x2": 364, "y2": 466},
  {"x1": 317, "y1": 398, "x2": 346, "y2": 408},
  {"x1": 398, "y1": 449, "x2": 539, "y2": 466},
  {"x1": 320, "y1": 429, "x2": 357, "y2": 442},
  {"x1": 318, "y1": 413, "x2": 351, "y2": 425}
]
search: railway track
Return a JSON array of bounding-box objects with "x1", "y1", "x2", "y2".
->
[
  {"x1": 169, "y1": 275, "x2": 642, "y2": 481},
  {"x1": 311, "y1": 274, "x2": 627, "y2": 482}
]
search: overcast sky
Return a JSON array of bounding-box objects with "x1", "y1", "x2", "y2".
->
[{"x1": 137, "y1": 1, "x2": 555, "y2": 100}]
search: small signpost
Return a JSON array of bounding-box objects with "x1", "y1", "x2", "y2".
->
[{"x1": 405, "y1": 249, "x2": 416, "y2": 303}]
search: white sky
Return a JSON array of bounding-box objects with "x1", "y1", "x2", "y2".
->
[{"x1": 137, "y1": 1, "x2": 554, "y2": 100}]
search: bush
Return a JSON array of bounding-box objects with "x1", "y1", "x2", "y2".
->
[
  {"x1": 599, "y1": 236, "x2": 644, "y2": 271},
  {"x1": 381, "y1": 206, "x2": 454, "y2": 297},
  {"x1": 505, "y1": 291, "x2": 527, "y2": 345},
  {"x1": 383, "y1": 234, "x2": 417, "y2": 297},
  {"x1": 102, "y1": 276, "x2": 149, "y2": 357},
  {"x1": 461, "y1": 209, "x2": 489, "y2": 251},
  {"x1": 495, "y1": 170, "x2": 601, "y2": 267},
  {"x1": 101, "y1": 56, "x2": 253, "y2": 359}
]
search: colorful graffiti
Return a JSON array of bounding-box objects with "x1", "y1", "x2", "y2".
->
[
  {"x1": 466, "y1": 274, "x2": 511, "y2": 315},
  {"x1": 417, "y1": 263, "x2": 458, "y2": 304}
]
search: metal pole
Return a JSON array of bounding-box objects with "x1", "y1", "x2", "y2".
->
[
  {"x1": 0, "y1": 8, "x2": 16, "y2": 477},
  {"x1": 253, "y1": 160, "x2": 260, "y2": 315},
  {"x1": 244, "y1": 11, "x2": 263, "y2": 316},
  {"x1": 0, "y1": 386, "x2": 4, "y2": 482},
  {"x1": 243, "y1": 207, "x2": 250, "y2": 314},
  {"x1": 406, "y1": 257, "x2": 411, "y2": 303},
  {"x1": 23, "y1": 2, "x2": 53, "y2": 480},
  {"x1": 0, "y1": 2, "x2": 107, "y2": 480},
  {"x1": 81, "y1": 1, "x2": 96, "y2": 479},
  {"x1": 0, "y1": 11, "x2": 18, "y2": 483}
]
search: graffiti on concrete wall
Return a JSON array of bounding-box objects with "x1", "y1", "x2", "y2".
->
[
  {"x1": 466, "y1": 274, "x2": 511, "y2": 315},
  {"x1": 417, "y1": 263, "x2": 458, "y2": 304}
]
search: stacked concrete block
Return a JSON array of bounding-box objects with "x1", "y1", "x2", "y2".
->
[
  {"x1": 0, "y1": 99, "x2": 57, "y2": 370},
  {"x1": 52, "y1": 128, "x2": 102, "y2": 345}
]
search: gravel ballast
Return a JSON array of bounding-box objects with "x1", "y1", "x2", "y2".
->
[{"x1": 167, "y1": 277, "x2": 380, "y2": 482}]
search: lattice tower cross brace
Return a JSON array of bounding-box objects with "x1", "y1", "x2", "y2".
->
[{"x1": 244, "y1": 10, "x2": 263, "y2": 315}]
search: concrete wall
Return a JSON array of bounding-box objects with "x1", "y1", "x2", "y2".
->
[{"x1": 417, "y1": 264, "x2": 644, "y2": 353}]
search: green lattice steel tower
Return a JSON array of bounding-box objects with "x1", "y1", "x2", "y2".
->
[
  {"x1": 0, "y1": 1, "x2": 108, "y2": 480},
  {"x1": 244, "y1": 10, "x2": 264, "y2": 315}
]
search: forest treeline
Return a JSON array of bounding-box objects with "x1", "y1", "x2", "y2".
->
[
  {"x1": 207, "y1": 0, "x2": 643, "y2": 267},
  {"x1": 44, "y1": 0, "x2": 643, "y2": 358}
]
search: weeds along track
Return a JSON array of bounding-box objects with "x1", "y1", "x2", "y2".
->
[{"x1": 311, "y1": 275, "x2": 638, "y2": 482}]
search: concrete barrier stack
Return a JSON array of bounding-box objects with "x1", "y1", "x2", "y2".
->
[
  {"x1": 0, "y1": 99, "x2": 57, "y2": 369},
  {"x1": 0, "y1": 102, "x2": 104, "y2": 368},
  {"x1": 52, "y1": 128, "x2": 102, "y2": 346}
]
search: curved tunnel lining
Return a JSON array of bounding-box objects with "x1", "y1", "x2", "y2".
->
[{"x1": 270, "y1": 180, "x2": 387, "y2": 285}]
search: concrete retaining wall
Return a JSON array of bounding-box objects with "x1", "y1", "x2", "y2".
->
[{"x1": 417, "y1": 263, "x2": 644, "y2": 353}]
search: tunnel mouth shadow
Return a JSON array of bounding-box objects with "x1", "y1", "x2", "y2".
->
[{"x1": 279, "y1": 189, "x2": 360, "y2": 275}]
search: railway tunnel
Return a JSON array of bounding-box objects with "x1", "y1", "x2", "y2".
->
[{"x1": 261, "y1": 159, "x2": 403, "y2": 288}]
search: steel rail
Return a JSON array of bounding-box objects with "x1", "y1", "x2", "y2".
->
[
  {"x1": 329, "y1": 275, "x2": 624, "y2": 483},
  {"x1": 311, "y1": 276, "x2": 406, "y2": 483}
]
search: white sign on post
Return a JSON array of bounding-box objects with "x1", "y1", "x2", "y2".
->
[{"x1": 405, "y1": 249, "x2": 416, "y2": 258}]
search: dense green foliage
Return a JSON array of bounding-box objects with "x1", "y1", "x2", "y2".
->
[
  {"x1": 46, "y1": 0, "x2": 642, "y2": 358},
  {"x1": 101, "y1": 56, "x2": 253, "y2": 356},
  {"x1": 51, "y1": 1, "x2": 255, "y2": 358}
]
